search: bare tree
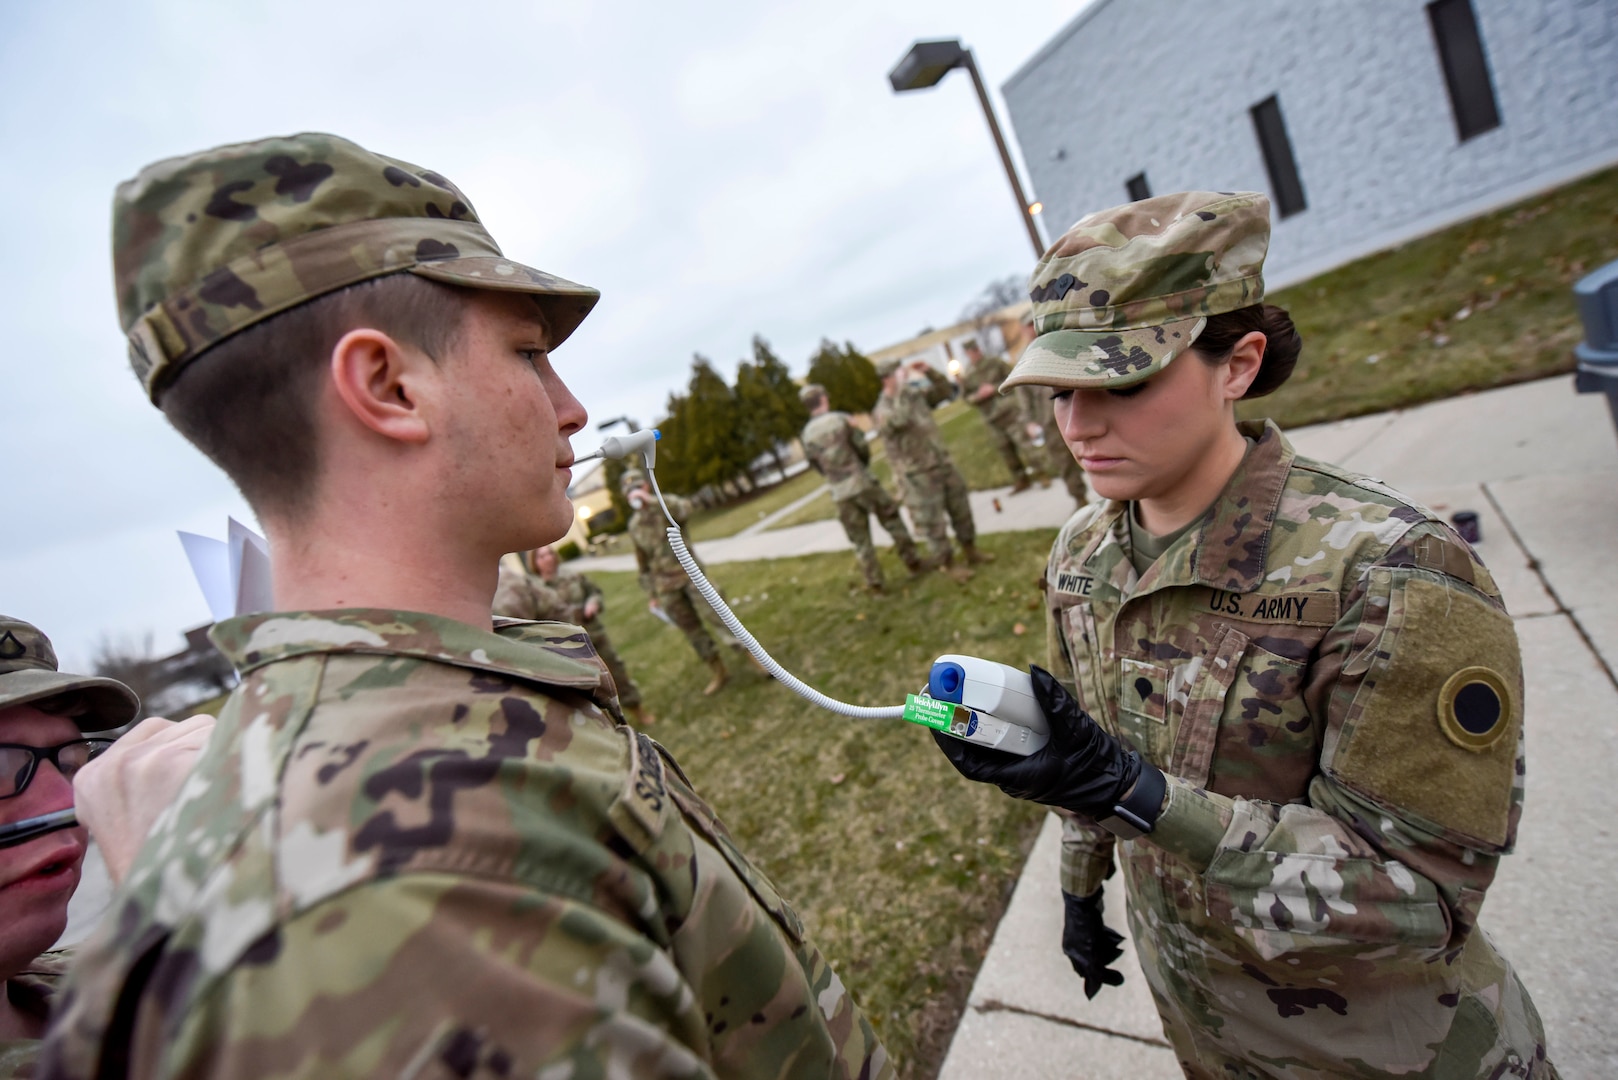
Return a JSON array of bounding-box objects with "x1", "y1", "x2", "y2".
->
[
  {"x1": 960, "y1": 274, "x2": 1026, "y2": 331},
  {"x1": 91, "y1": 632, "x2": 160, "y2": 720}
]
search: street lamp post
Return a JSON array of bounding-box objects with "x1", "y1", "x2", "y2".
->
[{"x1": 889, "y1": 38, "x2": 1045, "y2": 259}]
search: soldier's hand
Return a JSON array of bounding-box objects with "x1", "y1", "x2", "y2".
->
[
  {"x1": 583, "y1": 598, "x2": 602, "y2": 620},
  {"x1": 1061, "y1": 889, "x2": 1126, "y2": 999},
  {"x1": 73, "y1": 714, "x2": 216, "y2": 886},
  {"x1": 931, "y1": 666, "x2": 1151, "y2": 821}
]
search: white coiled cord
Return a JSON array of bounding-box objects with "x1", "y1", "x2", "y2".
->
[{"x1": 647, "y1": 468, "x2": 905, "y2": 720}]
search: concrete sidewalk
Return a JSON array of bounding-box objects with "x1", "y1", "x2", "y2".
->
[{"x1": 940, "y1": 374, "x2": 1618, "y2": 1078}]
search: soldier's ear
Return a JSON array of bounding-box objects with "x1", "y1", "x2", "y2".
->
[
  {"x1": 327, "y1": 329, "x2": 434, "y2": 446},
  {"x1": 1219, "y1": 331, "x2": 1266, "y2": 403}
]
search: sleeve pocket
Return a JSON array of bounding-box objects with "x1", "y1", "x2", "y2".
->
[{"x1": 1204, "y1": 847, "x2": 1452, "y2": 958}]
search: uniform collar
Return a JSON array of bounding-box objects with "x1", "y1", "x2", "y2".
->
[
  {"x1": 209, "y1": 609, "x2": 604, "y2": 691},
  {"x1": 1079, "y1": 419, "x2": 1294, "y2": 597}
]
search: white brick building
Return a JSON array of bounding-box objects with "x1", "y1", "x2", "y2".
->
[{"x1": 1003, "y1": 0, "x2": 1618, "y2": 285}]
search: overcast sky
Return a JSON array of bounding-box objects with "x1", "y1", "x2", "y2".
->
[{"x1": 1, "y1": 0, "x2": 1091, "y2": 669}]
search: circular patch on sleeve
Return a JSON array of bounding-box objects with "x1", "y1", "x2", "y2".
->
[{"x1": 1437, "y1": 666, "x2": 1513, "y2": 751}]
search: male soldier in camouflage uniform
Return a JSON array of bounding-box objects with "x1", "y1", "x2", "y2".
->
[
  {"x1": 493, "y1": 545, "x2": 655, "y2": 725},
  {"x1": 797, "y1": 383, "x2": 926, "y2": 592},
  {"x1": 935, "y1": 191, "x2": 1554, "y2": 1077},
  {"x1": 622, "y1": 468, "x2": 755, "y2": 696},
  {"x1": 872, "y1": 357, "x2": 990, "y2": 581},
  {"x1": 40, "y1": 133, "x2": 891, "y2": 1080},
  {"x1": 1016, "y1": 379, "x2": 1088, "y2": 507},
  {"x1": 0, "y1": 616, "x2": 138, "y2": 1079},
  {"x1": 959, "y1": 339, "x2": 1048, "y2": 492}
]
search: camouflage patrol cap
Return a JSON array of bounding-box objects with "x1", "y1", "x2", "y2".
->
[
  {"x1": 797, "y1": 383, "x2": 826, "y2": 405},
  {"x1": 873, "y1": 356, "x2": 902, "y2": 378},
  {"x1": 114, "y1": 132, "x2": 601, "y2": 403},
  {"x1": 0, "y1": 616, "x2": 140, "y2": 731},
  {"x1": 1003, "y1": 191, "x2": 1269, "y2": 392},
  {"x1": 619, "y1": 468, "x2": 649, "y2": 495}
]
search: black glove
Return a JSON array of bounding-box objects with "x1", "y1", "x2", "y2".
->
[
  {"x1": 931, "y1": 665, "x2": 1162, "y2": 825},
  {"x1": 1061, "y1": 889, "x2": 1126, "y2": 999}
]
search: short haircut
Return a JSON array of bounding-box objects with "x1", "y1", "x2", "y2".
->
[{"x1": 159, "y1": 273, "x2": 469, "y2": 518}]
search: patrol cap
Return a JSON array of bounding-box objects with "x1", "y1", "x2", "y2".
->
[
  {"x1": 1002, "y1": 191, "x2": 1269, "y2": 393},
  {"x1": 0, "y1": 616, "x2": 140, "y2": 731},
  {"x1": 113, "y1": 133, "x2": 602, "y2": 403},
  {"x1": 797, "y1": 383, "x2": 826, "y2": 405},
  {"x1": 873, "y1": 356, "x2": 902, "y2": 378},
  {"x1": 619, "y1": 468, "x2": 648, "y2": 495}
]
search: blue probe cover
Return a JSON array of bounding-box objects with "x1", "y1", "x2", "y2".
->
[{"x1": 929, "y1": 660, "x2": 966, "y2": 703}]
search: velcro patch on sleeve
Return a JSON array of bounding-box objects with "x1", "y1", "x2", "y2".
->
[
  {"x1": 1200, "y1": 588, "x2": 1340, "y2": 627},
  {"x1": 1327, "y1": 575, "x2": 1521, "y2": 850},
  {"x1": 607, "y1": 730, "x2": 671, "y2": 852}
]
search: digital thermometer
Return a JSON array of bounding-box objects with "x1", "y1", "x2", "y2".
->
[{"x1": 903, "y1": 655, "x2": 1050, "y2": 756}]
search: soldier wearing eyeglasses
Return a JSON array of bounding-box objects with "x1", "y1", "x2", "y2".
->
[{"x1": 0, "y1": 615, "x2": 137, "y2": 1076}]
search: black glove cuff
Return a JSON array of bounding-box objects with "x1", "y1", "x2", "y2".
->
[{"x1": 1097, "y1": 758, "x2": 1167, "y2": 840}]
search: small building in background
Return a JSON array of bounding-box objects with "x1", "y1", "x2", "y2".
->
[
  {"x1": 1003, "y1": 0, "x2": 1618, "y2": 286},
  {"x1": 869, "y1": 300, "x2": 1031, "y2": 380}
]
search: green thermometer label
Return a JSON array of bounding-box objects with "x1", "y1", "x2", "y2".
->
[{"x1": 903, "y1": 693, "x2": 957, "y2": 731}]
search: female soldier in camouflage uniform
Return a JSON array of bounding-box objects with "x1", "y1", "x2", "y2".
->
[{"x1": 934, "y1": 192, "x2": 1555, "y2": 1078}]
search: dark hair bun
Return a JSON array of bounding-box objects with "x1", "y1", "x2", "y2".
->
[{"x1": 1192, "y1": 303, "x2": 1302, "y2": 398}]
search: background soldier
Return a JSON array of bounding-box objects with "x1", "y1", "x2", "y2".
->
[
  {"x1": 43, "y1": 133, "x2": 890, "y2": 1080},
  {"x1": 623, "y1": 468, "x2": 749, "y2": 695},
  {"x1": 872, "y1": 357, "x2": 990, "y2": 581},
  {"x1": 494, "y1": 546, "x2": 656, "y2": 725},
  {"x1": 1017, "y1": 380, "x2": 1089, "y2": 507},
  {"x1": 797, "y1": 383, "x2": 927, "y2": 592},
  {"x1": 960, "y1": 339, "x2": 1048, "y2": 492}
]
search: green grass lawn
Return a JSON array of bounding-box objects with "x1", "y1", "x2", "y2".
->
[
  {"x1": 682, "y1": 466, "x2": 828, "y2": 541},
  {"x1": 1245, "y1": 165, "x2": 1618, "y2": 428},
  {"x1": 587, "y1": 531, "x2": 1054, "y2": 1078}
]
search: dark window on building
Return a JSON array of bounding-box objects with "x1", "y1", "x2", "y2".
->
[
  {"x1": 1428, "y1": 0, "x2": 1501, "y2": 141},
  {"x1": 1250, "y1": 95, "x2": 1307, "y2": 218},
  {"x1": 1125, "y1": 172, "x2": 1151, "y2": 201}
]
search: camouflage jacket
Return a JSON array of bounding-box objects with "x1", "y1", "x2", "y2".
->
[
  {"x1": 1, "y1": 951, "x2": 69, "y2": 1080},
  {"x1": 492, "y1": 557, "x2": 605, "y2": 632},
  {"x1": 800, "y1": 411, "x2": 879, "y2": 502},
  {"x1": 629, "y1": 494, "x2": 695, "y2": 596},
  {"x1": 872, "y1": 384, "x2": 950, "y2": 479},
  {"x1": 959, "y1": 354, "x2": 1023, "y2": 428},
  {"x1": 1044, "y1": 421, "x2": 1544, "y2": 1075},
  {"x1": 39, "y1": 610, "x2": 890, "y2": 1080}
]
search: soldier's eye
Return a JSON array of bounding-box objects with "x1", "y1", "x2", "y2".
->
[
  {"x1": 1051, "y1": 389, "x2": 1073, "y2": 402},
  {"x1": 1107, "y1": 382, "x2": 1148, "y2": 398}
]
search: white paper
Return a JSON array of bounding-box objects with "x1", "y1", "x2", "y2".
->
[{"x1": 178, "y1": 518, "x2": 273, "y2": 621}]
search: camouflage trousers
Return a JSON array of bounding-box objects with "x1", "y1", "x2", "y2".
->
[
  {"x1": 1042, "y1": 421, "x2": 1088, "y2": 504},
  {"x1": 582, "y1": 619, "x2": 642, "y2": 709},
  {"x1": 983, "y1": 413, "x2": 1047, "y2": 486},
  {"x1": 835, "y1": 487, "x2": 922, "y2": 587},
  {"x1": 654, "y1": 584, "x2": 737, "y2": 663},
  {"x1": 900, "y1": 464, "x2": 975, "y2": 560}
]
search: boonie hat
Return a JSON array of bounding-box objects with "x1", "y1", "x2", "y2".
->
[
  {"x1": 114, "y1": 133, "x2": 601, "y2": 403},
  {"x1": 1003, "y1": 191, "x2": 1270, "y2": 392},
  {"x1": 0, "y1": 616, "x2": 140, "y2": 731},
  {"x1": 797, "y1": 383, "x2": 826, "y2": 404},
  {"x1": 873, "y1": 356, "x2": 902, "y2": 378}
]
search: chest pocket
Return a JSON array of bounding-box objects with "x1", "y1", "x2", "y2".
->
[{"x1": 1173, "y1": 628, "x2": 1318, "y2": 801}]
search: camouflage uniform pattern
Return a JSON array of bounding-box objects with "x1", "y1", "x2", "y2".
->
[
  {"x1": 959, "y1": 352, "x2": 1045, "y2": 485},
  {"x1": 1043, "y1": 421, "x2": 1553, "y2": 1078},
  {"x1": 112, "y1": 133, "x2": 599, "y2": 402},
  {"x1": 872, "y1": 383, "x2": 975, "y2": 561},
  {"x1": 626, "y1": 495, "x2": 731, "y2": 663},
  {"x1": 1017, "y1": 383, "x2": 1088, "y2": 504},
  {"x1": 493, "y1": 557, "x2": 643, "y2": 709},
  {"x1": 40, "y1": 610, "x2": 891, "y2": 1080},
  {"x1": 1, "y1": 951, "x2": 69, "y2": 1080},
  {"x1": 1005, "y1": 191, "x2": 1269, "y2": 393},
  {"x1": 800, "y1": 410, "x2": 921, "y2": 587}
]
